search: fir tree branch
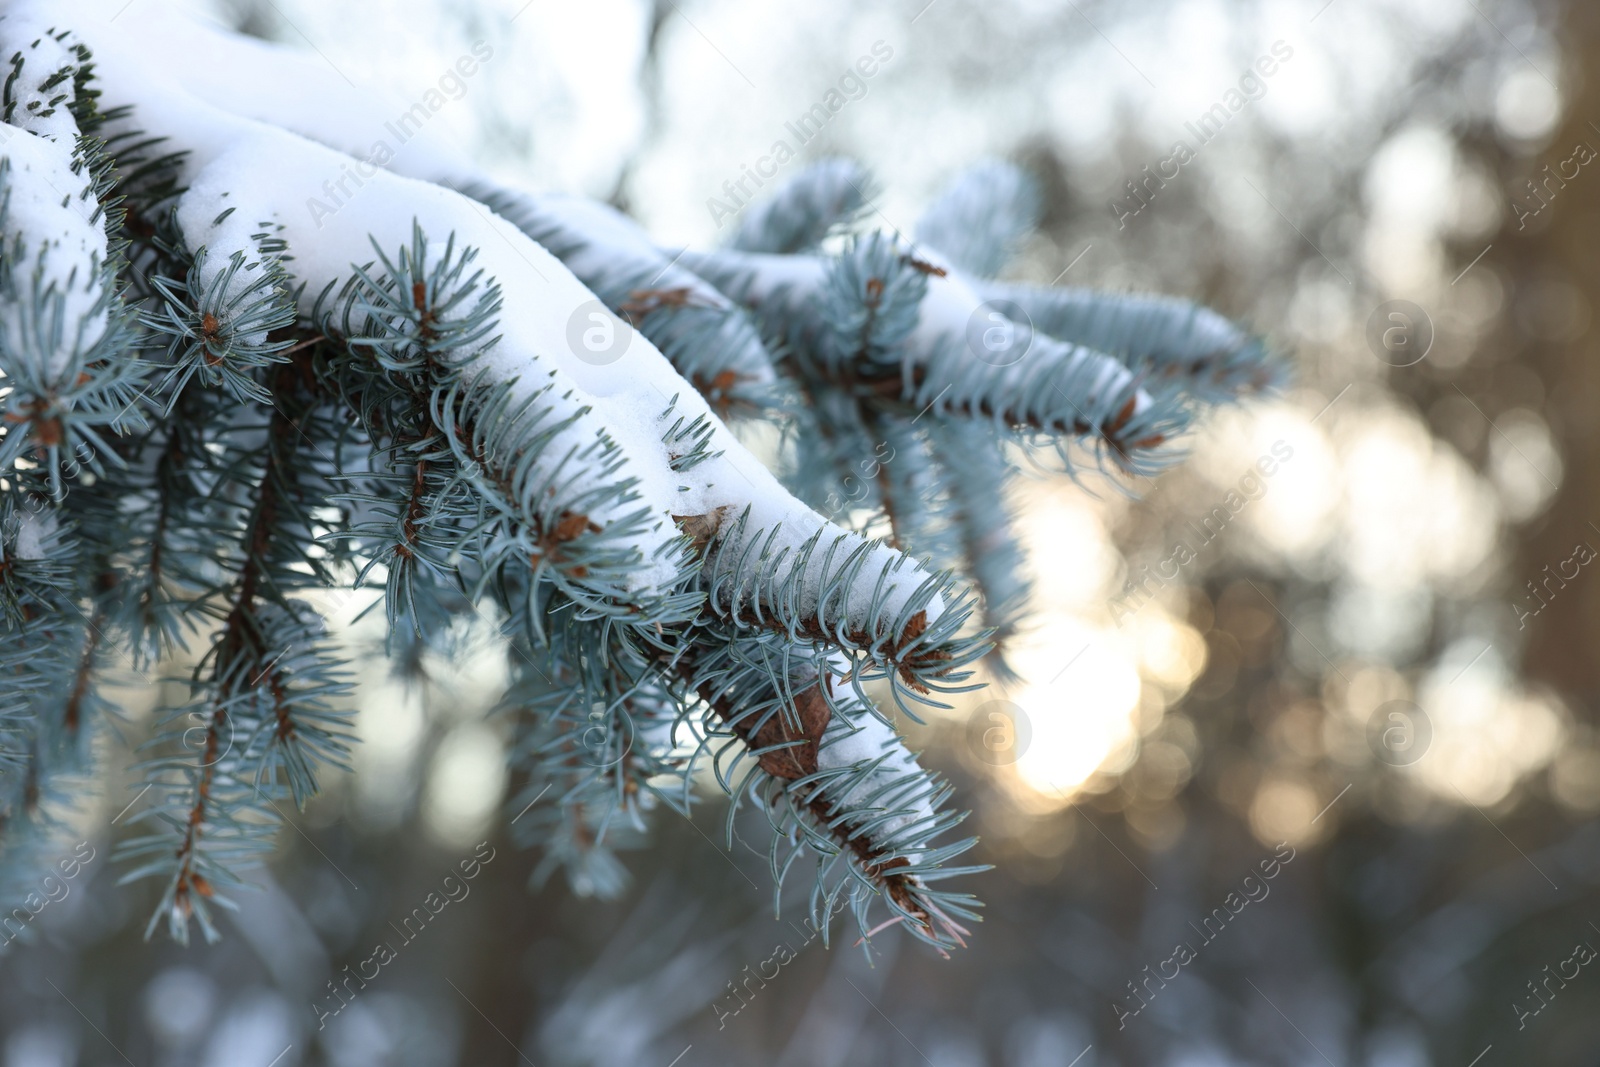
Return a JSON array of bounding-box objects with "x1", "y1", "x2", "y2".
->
[
  {"x1": 0, "y1": 5, "x2": 1287, "y2": 956},
  {"x1": 728, "y1": 158, "x2": 874, "y2": 254},
  {"x1": 914, "y1": 159, "x2": 1039, "y2": 280},
  {"x1": 974, "y1": 281, "x2": 1283, "y2": 402},
  {"x1": 459, "y1": 183, "x2": 778, "y2": 415},
  {"x1": 666, "y1": 634, "x2": 983, "y2": 953}
]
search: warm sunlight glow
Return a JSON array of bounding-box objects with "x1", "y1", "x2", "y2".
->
[
  {"x1": 1008, "y1": 622, "x2": 1144, "y2": 802},
  {"x1": 1416, "y1": 644, "x2": 1566, "y2": 806}
]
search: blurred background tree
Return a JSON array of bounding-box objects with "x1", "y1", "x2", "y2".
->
[{"x1": 8, "y1": 0, "x2": 1600, "y2": 1065}]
